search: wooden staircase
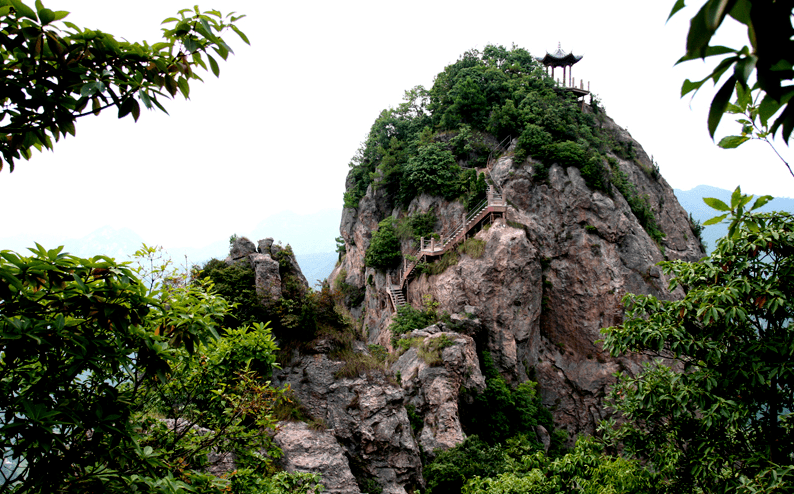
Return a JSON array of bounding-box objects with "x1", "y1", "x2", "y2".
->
[{"x1": 385, "y1": 162, "x2": 509, "y2": 312}]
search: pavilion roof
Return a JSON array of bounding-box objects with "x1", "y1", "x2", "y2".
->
[{"x1": 537, "y1": 43, "x2": 583, "y2": 67}]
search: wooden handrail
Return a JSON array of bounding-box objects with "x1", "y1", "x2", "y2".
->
[{"x1": 389, "y1": 169, "x2": 508, "y2": 310}]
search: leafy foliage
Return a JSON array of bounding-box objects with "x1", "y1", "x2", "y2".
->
[
  {"x1": 0, "y1": 244, "x2": 294, "y2": 492},
  {"x1": 394, "y1": 209, "x2": 438, "y2": 244},
  {"x1": 0, "y1": 246, "x2": 166, "y2": 491},
  {"x1": 228, "y1": 470, "x2": 325, "y2": 494},
  {"x1": 388, "y1": 295, "x2": 439, "y2": 341},
  {"x1": 462, "y1": 352, "x2": 553, "y2": 445},
  {"x1": 0, "y1": 1, "x2": 248, "y2": 170},
  {"x1": 460, "y1": 437, "x2": 658, "y2": 494},
  {"x1": 145, "y1": 322, "x2": 284, "y2": 475},
  {"x1": 198, "y1": 258, "x2": 270, "y2": 329},
  {"x1": 601, "y1": 204, "x2": 794, "y2": 493},
  {"x1": 670, "y1": 0, "x2": 794, "y2": 151},
  {"x1": 344, "y1": 44, "x2": 666, "y2": 245},
  {"x1": 365, "y1": 217, "x2": 402, "y2": 270}
]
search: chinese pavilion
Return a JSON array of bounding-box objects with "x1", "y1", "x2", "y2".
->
[{"x1": 537, "y1": 42, "x2": 589, "y2": 99}]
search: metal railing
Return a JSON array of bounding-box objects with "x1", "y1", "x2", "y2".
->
[{"x1": 486, "y1": 135, "x2": 513, "y2": 171}]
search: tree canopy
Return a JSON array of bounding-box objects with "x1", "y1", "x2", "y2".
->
[
  {"x1": 601, "y1": 196, "x2": 794, "y2": 492},
  {"x1": 0, "y1": 0, "x2": 248, "y2": 171},
  {"x1": 672, "y1": 0, "x2": 794, "y2": 177}
]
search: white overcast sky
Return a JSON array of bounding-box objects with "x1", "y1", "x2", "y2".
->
[{"x1": 1, "y1": 0, "x2": 792, "y2": 248}]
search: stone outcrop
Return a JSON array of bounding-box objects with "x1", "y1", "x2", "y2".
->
[
  {"x1": 274, "y1": 421, "x2": 361, "y2": 494},
  {"x1": 330, "y1": 115, "x2": 704, "y2": 437},
  {"x1": 273, "y1": 353, "x2": 424, "y2": 494},
  {"x1": 391, "y1": 325, "x2": 486, "y2": 457},
  {"x1": 261, "y1": 112, "x2": 704, "y2": 491},
  {"x1": 226, "y1": 236, "x2": 309, "y2": 304}
]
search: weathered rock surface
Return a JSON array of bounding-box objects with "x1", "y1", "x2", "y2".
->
[
  {"x1": 274, "y1": 421, "x2": 361, "y2": 494},
  {"x1": 392, "y1": 329, "x2": 485, "y2": 457},
  {"x1": 226, "y1": 236, "x2": 309, "y2": 304},
  {"x1": 273, "y1": 354, "x2": 424, "y2": 494},
  {"x1": 250, "y1": 253, "x2": 282, "y2": 302},
  {"x1": 330, "y1": 120, "x2": 704, "y2": 437}
]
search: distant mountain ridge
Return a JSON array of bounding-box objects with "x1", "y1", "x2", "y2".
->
[
  {"x1": 0, "y1": 209, "x2": 342, "y2": 286},
  {"x1": 673, "y1": 185, "x2": 794, "y2": 253}
]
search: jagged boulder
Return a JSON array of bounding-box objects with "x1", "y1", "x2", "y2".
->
[
  {"x1": 392, "y1": 328, "x2": 485, "y2": 456},
  {"x1": 274, "y1": 421, "x2": 361, "y2": 494},
  {"x1": 227, "y1": 237, "x2": 256, "y2": 262},
  {"x1": 225, "y1": 237, "x2": 310, "y2": 304},
  {"x1": 249, "y1": 253, "x2": 282, "y2": 303},
  {"x1": 273, "y1": 354, "x2": 423, "y2": 494}
]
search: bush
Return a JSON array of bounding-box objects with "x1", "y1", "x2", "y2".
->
[
  {"x1": 388, "y1": 296, "x2": 439, "y2": 341},
  {"x1": 462, "y1": 352, "x2": 553, "y2": 444},
  {"x1": 402, "y1": 143, "x2": 460, "y2": 201},
  {"x1": 458, "y1": 238, "x2": 486, "y2": 259},
  {"x1": 542, "y1": 140, "x2": 587, "y2": 168},
  {"x1": 198, "y1": 258, "x2": 270, "y2": 329},
  {"x1": 425, "y1": 436, "x2": 512, "y2": 494},
  {"x1": 579, "y1": 156, "x2": 609, "y2": 193},
  {"x1": 394, "y1": 209, "x2": 438, "y2": 243},
  {"x1": 229, "y1": 470, "x2": 325, "y2": 494},
  {"x1": 514, "y1": 124, "x2": 552, "y2": 163},
  {"x1": 365, "y1": 217, "x2": 402, "y2": 269},
  {"x1": 460, "y1": 437, "x2": 658, "y2": 494}
]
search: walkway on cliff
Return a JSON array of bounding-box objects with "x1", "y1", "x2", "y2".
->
[{"x1": 387, "y1": 141, "x2": 510, "y2": 312}]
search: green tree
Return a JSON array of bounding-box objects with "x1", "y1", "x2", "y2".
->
[
  {"x1": 601, "y1": 200, "x2": 794, "y2": 493},
  {"x1": 365, "y1": 217, "x2": 402, "y2": 269},
  {"x1": 0, "y1": 244, "x2": 296, "y2": 493},
  {"x1": 401, "y1": 143, "x2": 460, "y2": 200},
  {"x1": 0, "y1": 245, "x2": 224, "y2": 492},
  {"x1": 671, "y1": 0, "x2": 794, "y2": 176},
  {"x1": 0, "y1": 0, "x2": 248, "y2": 170}
]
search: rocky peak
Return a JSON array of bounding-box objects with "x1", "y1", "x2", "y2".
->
[{"x1": 330, "y1": 114, "x2": 703, "y2": 438}]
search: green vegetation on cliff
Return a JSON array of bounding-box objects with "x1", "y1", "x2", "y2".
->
[{"x1": 347, "y1": 45, "x2": 667, "y2": 250}]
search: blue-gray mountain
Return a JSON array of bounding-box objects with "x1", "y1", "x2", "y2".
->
[
  {"x1": 0, "y1": 209, "x2": 342, "y2": 286},
  {"x1": 674, "y1": 185, "x2": 794, "y2": 253}
]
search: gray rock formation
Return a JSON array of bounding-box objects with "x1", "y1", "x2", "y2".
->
[
  {"x1": 392, "y1": 328, "x2": 485, "y2": 457},
  {"x1": 273, "y1": 354, "x2": 424, "y2": 494},
  {"x1": 274, "y1": 421, "x2": 361, "y2": 494},
  {"x1": 225, "y1": 236, "x2": 309, "y2": 304},
  {"x1": 228, "y1": 236, "x2": 257, "y2": 261},
  {"x1": 330, "y1": 117, "x2": 704, "y2": 437}
]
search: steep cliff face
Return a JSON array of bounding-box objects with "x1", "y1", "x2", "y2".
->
[{"x1": 330, "y1": 115, "x2": 703, "y2": 436}]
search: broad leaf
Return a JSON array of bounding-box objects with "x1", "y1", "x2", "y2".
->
[
  {"x1": 708, "y1": 75, "x2": 737, "y2": 138},
  {"x1": 686, "y1": 2, "x2": 714, "y2": 57},
  {"x1": 730, "y1": 186, "x2": 743, "y2": 209},
  {"x1": 705, "y1": 0, "x2": 735, "y2": 31},
  {"x1": 733, "y1": 55, "x2": 757, "y2": 87},
  {"x1": 750, "y1": 195, "x2": 773, "y2": 211},
  {"x1": 717, "y1": 135, "x2": 749, "y2": 149},
  {"x1": 682, "y1": 78, "x2": 708, "y2": 96},
  {"x1": 207, "y1": 54, "x2": 220, "y2": 77},
  {"x1": 668, "y1": 0, "x2": 686, "y2": 21},
  {"x1": 231, "y1": 25, "x2": 250, "y2": 45},
  {"x1": 703, "y1": 214, "x2": 729, "y2": 226},
  {"x1": 703, "y1": 197, "x2": 731, "y2": 211},
  {"x1": 10, "y1": 0, "x2": 38, "y2": 21}
]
